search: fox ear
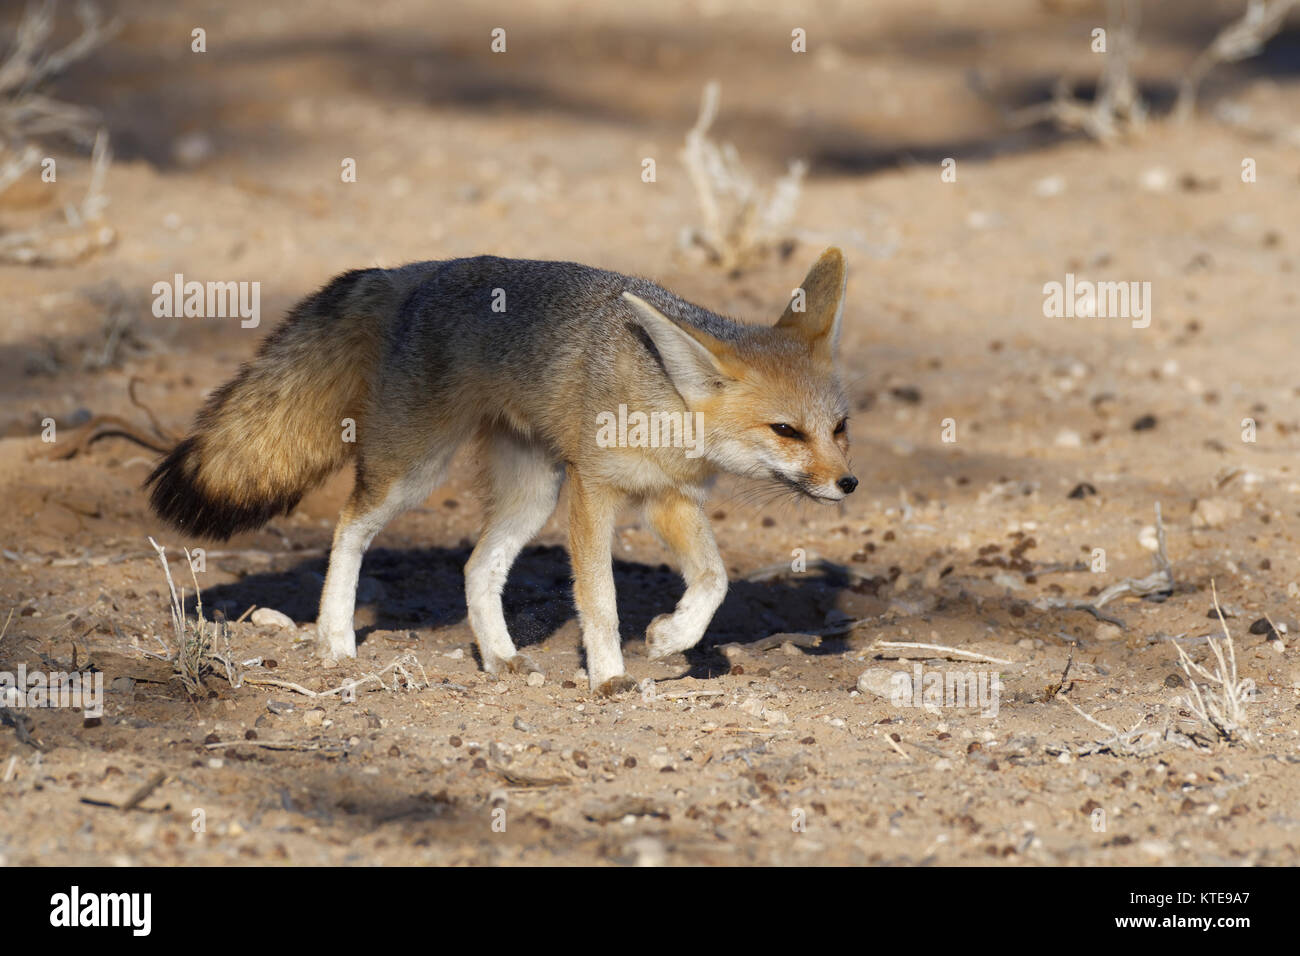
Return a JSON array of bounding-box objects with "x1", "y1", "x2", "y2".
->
[
  {"x1": 622, "y1": 292, "x2": 731, "y2": 402},
  {"x1": 776, "y1": 246, "x2": 847, "y2": 361}
]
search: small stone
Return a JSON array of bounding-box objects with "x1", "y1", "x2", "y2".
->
[
  {"x1": 251, "y1": 608, "x2": 295, "y2": 629},
  {"x1": 172, "y1": 131, "x2": 214, "y2": 167},
  {"x1": 1139, "y1": 167, "x2": 1171, "y2": 192},
  {"x1": 1248, "y1": 618, "x2": 1278, "y2": 639},
  {"x1": 1094, "y1": 623, "x2": 1123, "y2": 642},
  {"x1": 1138, "y1": 526, "x2": 1160, "y2": 551},
  {"x1": 444, "y1": 648, "x2": 465, "y2": 660},
  {"x1": 856, "y1": 668, "x2": 903, "y2": 699},
  {"x1": 302, "y1": 708, "x2": 325, "y2": 728},
  {"x1": 1034, "y1": 174, "x2": 1065, "y2": 197},
  {"x1": 266, "y1": 699, "x2": 295, "y2": 715},
  {"x1": 1138, "y1": 839, "x2": 1172, "y2": 859},
  {"x1": 526, "y1": 671, "x2": 545, "y2": 687},
  {"x1": 1192, "y1": 497, "x2": 1243, "y2": 529},
  {"x1": 625, "y1": 836, "x2": 667, "y2": 867}
]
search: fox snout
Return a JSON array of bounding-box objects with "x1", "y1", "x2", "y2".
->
[{"x1": 838, "y1": 475, "x2": 858, "y2": 494}]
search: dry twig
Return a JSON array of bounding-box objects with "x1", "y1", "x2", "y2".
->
[{"x1": 678, "y1": 81, "x2": 806, "y2": 272}]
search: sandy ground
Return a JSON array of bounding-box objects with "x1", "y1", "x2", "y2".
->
[{"x1": 1, "y1": 0, "x2": 1299, "y2": 865}]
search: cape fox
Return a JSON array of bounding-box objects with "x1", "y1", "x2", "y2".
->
[{"x1": 147, "y1": 248, "x2": 857, "y2": 695}]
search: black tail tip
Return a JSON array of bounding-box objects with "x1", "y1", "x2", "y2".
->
[{"x1": 145, "y1": 438, "x2": 300, "y2": 541}]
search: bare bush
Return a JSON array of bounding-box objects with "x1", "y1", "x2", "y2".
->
[
  {"x1": 1009, "y1": 0, "x2": 1299, "y2": 141},
  {"x1": 0, "y1": 0, "x2": 117, "y2": 264},
  {"x1": 1172, "y1": 583, "x2": 1255, "y2": 744},
  {"x1": 1175, "y1": 0, "x2": 1300, "y2": 121},
  {"x1": 678, "y1": 81, "x2": 806, "y2": 273}
]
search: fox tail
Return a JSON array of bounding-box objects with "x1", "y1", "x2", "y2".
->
[{"x1": 146, "y1": 268, "x2": 396, "y2": 540}]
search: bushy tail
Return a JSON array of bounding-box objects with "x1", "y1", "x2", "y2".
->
[{"x1": 147, "y1": 268, "x2": 397, "y2": 540}]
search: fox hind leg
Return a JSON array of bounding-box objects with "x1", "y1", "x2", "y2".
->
[
  {"x1": 465, "y1": 430, "x2": 563, "y2": 675},
  {"x1": 317, "y1": 447, "x2": 455, "y2": 658},
  {"x1": 643, "y1": 490, "x2": 727, "y2": 660}
]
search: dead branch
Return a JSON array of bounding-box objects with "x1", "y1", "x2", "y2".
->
[
  {"x1": 678, "y1": 81, "x2": 806, "y2": 272},
  {"x1": 1175, "y1": 0, "x2": 1300, "y2": 121}
]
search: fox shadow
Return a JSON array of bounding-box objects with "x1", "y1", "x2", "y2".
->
[{"x1": 193, "y1": 544, "x2": 857, "y2": 679}]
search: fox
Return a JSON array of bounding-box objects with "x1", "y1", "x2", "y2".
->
[{"x1": 146, "y1": 247, "x2": 857, "y2": 696}]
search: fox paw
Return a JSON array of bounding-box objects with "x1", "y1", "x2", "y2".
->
[
  {"x1": 316, "y1": 625, "x2": 357, "y2": 659},
  {"x1": 594, "y1": 674, "x2": 638, "y2": 698},
  {"x1": 645, "y1": 613, "x2": 691, "y2": 660},
  {"x1": 502, "y1": 652, "x2": 541, "y2": 676},
  {"x1": 484, "y1": 651, "x2": 541, "y2": 677}
]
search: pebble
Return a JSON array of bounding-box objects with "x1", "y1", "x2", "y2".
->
[
  {"x1": 1192, "y1": 497, "x2": 1242, "y2": 529},
  {"x1": 266, "y1": 699, "x2": 295, "y2": 715},
  {"x1": 302, "y1": 708, "x2": 325, "y2": 728},
  {"x1": 1139, "y1": 839, "x2": 1172, "y2": 859},
  {"x1": 251, "y1": 608, "x2": 295, "y2": 629},
  {"x1": 1034, "y1": 174, "x2": 1065, "y2": 197},
  {"x1": 1139, "y1": 167, "x2": 1172, "y2": 192},
  {"x1": 856, "y1": 668, "x2": 902, "y2": 699},
  {"x1": 626, "y1": 836, "x2": 667, "y2": 867},
  {"x1": 444, "y1": 648, "x2": 464, "y2": 660},
  {"x1": 526, "y1": 671, "x2": 545, "y2": 687},
  {"x1": 1094, "y1": 623, "x2": 1123, "y2": 642}
]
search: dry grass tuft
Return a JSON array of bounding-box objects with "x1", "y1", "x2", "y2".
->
[
  {"x1": 0, "y1": 0, "x2": 117, "y2": 265},
  {"x1": 678, "y1": 81, "x2": 806, "y2": 274},
  {"x1": 1171, "y1": 581, "x2": 1255, "y2": 744}
]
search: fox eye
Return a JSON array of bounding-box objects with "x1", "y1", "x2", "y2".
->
[
  {"x1": 834, "y1": 418, "x2": 848, "y2": 435},
  {"x1": 769, "y1": 423, "x2": 805, "y2": 441}
]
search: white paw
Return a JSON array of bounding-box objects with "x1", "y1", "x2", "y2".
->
[
  {"x1": 316, "y1": 623, "x2": 357, "y2": 659},
  {"x1": 645, "y1": 613, "x2": 694, "y2": 660}
]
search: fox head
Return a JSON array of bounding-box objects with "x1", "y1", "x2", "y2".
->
[{"x1": 624, "y1": 247, "x2": 857, "y2": 502}]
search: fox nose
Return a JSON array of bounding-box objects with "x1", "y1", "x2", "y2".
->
[{"x1": 837, "y1": 476, "x2": 859, "y2": 494}]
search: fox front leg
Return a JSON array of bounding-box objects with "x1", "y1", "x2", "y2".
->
[
  {"x1": 567, "y1": 470, "x2": 637, "y2": 696},
  {"x1": 643, "y1": 491, "x2": 727, "y2": 659}
]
